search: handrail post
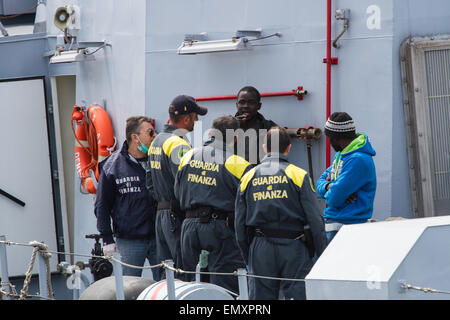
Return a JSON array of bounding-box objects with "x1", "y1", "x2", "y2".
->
[
  {"x1": 37, "y1": 249, "x2": 49, "y2": 299},
  {"x1": 112, "y1": 253, "x2": 124, "y2": 300},
  {"x1": 164, "y1": 260, "x2": 176, "y2": 300},
  {"x1": 0, "y1": 236, "x2": 11, "y2": 300},
  {"x1": 237, "y1": 268, "x2": 249, "y2": 300},
  {"x1": 195, "y1": 263, "x2": 201, "y2": 283}
]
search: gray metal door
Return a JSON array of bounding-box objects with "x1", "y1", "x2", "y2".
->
[{"x1": 0, "y1": 77, "x2": 58, "y2": 276}]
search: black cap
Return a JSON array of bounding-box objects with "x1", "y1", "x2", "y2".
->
[{"x1": 169, "y1": 95, "x2": 208, "y2": 116}]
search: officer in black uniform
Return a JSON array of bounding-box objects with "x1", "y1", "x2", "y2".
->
[
  {"x1": 235, "y1": 126, "x2": 327, "y2": 300},
  {"x1": 148, "y1": 95, "x2": 207, "y2": 279},
  {"x1": 174, "y1": 115, "x2": 251, "y2": 294}
]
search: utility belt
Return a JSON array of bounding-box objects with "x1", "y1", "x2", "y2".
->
[
  {"x1": 186, "y1": 206, "x2": 235, "y2": 230},
  {"x1": 248, "y1": 226, "x2": 315, "y2": 258},
  {"x1": 157, "y1": 200, "x2": 185, "y2": 220},
  {"x1": 254, "y1": 227, "x2": 305, "y2": 240}
]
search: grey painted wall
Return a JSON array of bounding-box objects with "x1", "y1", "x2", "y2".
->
[
  {"x1": 145, "y1": 0, "x2": 397, "y2": 220},
  {"x1": 2, "y1": 0, "x2": 449, "y2": 263}
]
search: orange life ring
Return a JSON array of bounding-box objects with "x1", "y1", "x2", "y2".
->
[{"x1": 71, "y1": 104, "x2": 116, "y2": 194}]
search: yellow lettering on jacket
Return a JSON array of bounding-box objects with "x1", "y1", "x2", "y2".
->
[
  {"x1": 149, "y1": 146, "x2": 162, "y2": 156},
  {"x1": 150, "y1": 160, "x2": 161, "y2": 170},
  {"x1": 187, "y1": 173, "x2": 217, "y2": 186},
  {"x1": 252, "y1": 175, "x2": 288, "y2": 186},
  {"x1": 189, "y1": 160, "x2": 219, "y2": 172},
  {"x1": 252, "y1": 189, "x2": 288, "y2": 201}
]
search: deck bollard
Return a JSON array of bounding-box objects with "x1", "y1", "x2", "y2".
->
[
  {"x1": 0, "y1": 235, "x2": 11, "y2": 300},
  {"x1": 164, "y1": 260, "x2": 176, "y2": 300},
  {"x1": 112, "y1": 253, "x2": 124, "y2": 300},
  {"x1": 237, "y1": 268, "x2": 249, "y2": 300}
]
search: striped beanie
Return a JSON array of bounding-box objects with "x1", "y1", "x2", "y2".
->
[{"x1": 324, "y1": 112, "x2": 356, "y2": 137}]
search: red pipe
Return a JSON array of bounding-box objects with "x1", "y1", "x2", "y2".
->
[
  {"x1": 195, "y1": 94, "x2": 237, "y2": 101},
  {"x1": 325, "y1": 0, "x2": 332, "y2": 168},
  {"x1": 195, "y1": 87, "x2": 307, "y2": 102}
]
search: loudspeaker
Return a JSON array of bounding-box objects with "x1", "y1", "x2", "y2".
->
[{"x1": 54, "y1": 5, "x2": 80, "y2": 30}]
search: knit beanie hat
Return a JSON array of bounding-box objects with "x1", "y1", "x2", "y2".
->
[{"x1": 324, "y1": 112, "x2": 356, "y2": 138}]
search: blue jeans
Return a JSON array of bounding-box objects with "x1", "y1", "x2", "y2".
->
[
  {"x1": 326, "y1": 230, "x2": 338, "y2": 243},
  {"x1": 324, "y1": 218, "x2": 341, "y2": 244},
  {"x1": 115, "y1": 237, "x2": 159, "y2": 280}
]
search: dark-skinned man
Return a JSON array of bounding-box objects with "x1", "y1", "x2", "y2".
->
[
  {"x1": 235, "y1": 86, "x2": 277, "y2": 165},
  {"x1": 174, "y1": 115, "x2": 251, "y2": 294},
  {"x1": 235, "y1": 126, "x2": 327, "y2": 300},
  {"x1": 316, "y1": 112, "x2": 377, "y2": 243},
  {"x1": 148, "y1": 95, "x2": 207, "y2": 279}
]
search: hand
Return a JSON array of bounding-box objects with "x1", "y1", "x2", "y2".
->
[
  {"x1": 325, "y1": 182, "x2": 333, "y2": 191},
  {"x1": 235, "y1": 114, "x2": 248, "y2": 122},
  {"x1": 103, "y1": 243, "x2": 118, "y2": 257},
  {"x1": 345, "y1": 192, "x2": 357, "y2": 204},
  {"x1": 326, "y1": 173, "x2": 331, "y2": 181}
]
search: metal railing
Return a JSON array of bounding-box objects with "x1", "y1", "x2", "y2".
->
[{"x1": 1, "y1": 236, "x2": 450, "y2": 300}]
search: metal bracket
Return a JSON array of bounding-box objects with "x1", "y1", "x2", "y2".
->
[
  {"x1": 236, "y1": 28, "x2": 262, "y2": 38},
  {"x1": 333, "y1": 9, "x2": 350, "y2": 48},
  {"x1": 323, "y1": 57, "x2": 339, "y2": 65},
  {"x1": 0, "y1": 20, "x2": 8, "y2": 37},
  {"x1": 184, "y1": 32, "x2": 208, "y2": 42}
]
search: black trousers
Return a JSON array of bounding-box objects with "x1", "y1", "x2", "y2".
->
[
  {"x1": 181, "y1": 217, "x2": 245, "y2": 294},
  {"x1": 248, "y1": 237, "x2": 313, "y2": 300}
]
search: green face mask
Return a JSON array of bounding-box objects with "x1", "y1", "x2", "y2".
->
[
  {"x1": 137, "y1": 136, "x2": 149, "y2": 154},
  {"x1": 138, "y1": 144, "x2": 149, "y2": 154}
]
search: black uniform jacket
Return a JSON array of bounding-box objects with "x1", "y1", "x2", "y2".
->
[
  {"x1": 148, "y1": 124, "x2": 191, "y2": 202},
  {"x1": 175, "y1": 139, "x2": 252, "y2": 212},
  {"x1": 235, "y1": 153, "x2": 327, "y2": 259}
]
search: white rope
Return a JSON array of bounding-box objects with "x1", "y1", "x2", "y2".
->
[
  {"x1": 18, "y1": 241, "x2": 54, "y2": 300},
  {"x1": 0, "y1": 281, "x2": 17, "y2": 299},
  {"x1": 0, "y1": 240, "x2": 307, "y2": 285},
  {"x1": 107, "y1": 255, "x2": 163, "y2": 270},
  {"x1": 402, "y1": 283, "x2": 450, "y2": 295},
  {"x1": 19, "y1": 245, "x2": 39, "y2": 300},
  {"x1": 7, "y1": 239, "x2": 449, "y2": 293}
]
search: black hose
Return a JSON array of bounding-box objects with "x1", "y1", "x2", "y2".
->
[{"x1": 306, "y1": 141, "x2": 314, "y2": 183}]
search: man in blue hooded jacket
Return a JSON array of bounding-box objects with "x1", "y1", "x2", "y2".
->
[{"x1": 316, "y1": 112, "x2": 377, "y2": 243}]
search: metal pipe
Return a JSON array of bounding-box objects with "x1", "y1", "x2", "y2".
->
[
  {"x1": 37, "y1": 251, "x2": 49, "y2": 299},
  {"x1": 306, "y1": 140, "x2": 314, "y2": 183},
  {"x1": 195, "y1": 87, "x2": 307, "y2": 102},
  {"x1": 72, "y1": 269, "x2": 90, "y2": 300},
  {"x1": 112, "y1": 253, "x2": 124, "y2": 300},
  {"x1": 333, "y1": 18, "x2": 349, "y2": 48},
  {"x1": 0, "y1": 188, "x2": 25, "y2": 207},
  {"x1": 326, "y1": 0, "x2": 332, "y2": 168},
  {"x1": 0, "y1": 20, "x2": 8, "y2": 37},
  {"x1": 0, "y1": 236, "x2": 11, "y2": 300},
  {"x1": 286, "y1": 127, "x2": 321, "y2": 182},
  {"x1": 237, "y1": 268, "x2": 249, "y2": 300},
  {"x1": 195, "y1": 264, "x2": 201, "y2": 283},
  {"x1": 164, "y1": 260, "x2": 176, "y2": 300}
]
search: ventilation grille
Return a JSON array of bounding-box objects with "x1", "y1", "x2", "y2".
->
[{"x1": 424, "y1": 48, "x2": 450, "y2": 214}]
